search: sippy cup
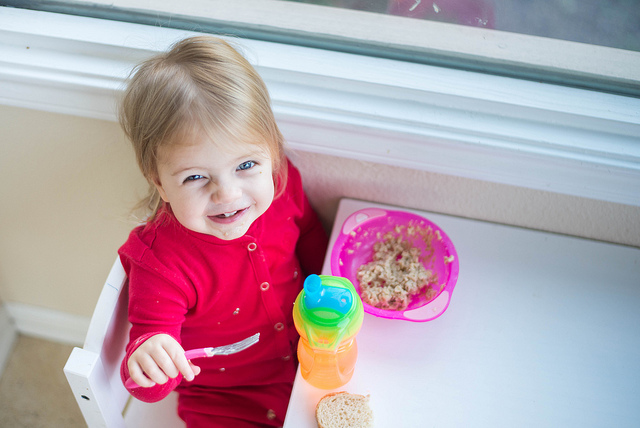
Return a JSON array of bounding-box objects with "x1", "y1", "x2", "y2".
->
[{"x1": 292, "y1": 274, "x2": 364, "y2": 389}]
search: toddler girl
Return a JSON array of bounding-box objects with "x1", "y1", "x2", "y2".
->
[{"x1": 117, "y1": 35, "x2": 328, "y2": 427}]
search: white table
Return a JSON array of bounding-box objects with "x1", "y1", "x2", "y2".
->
[{"x1": 284, "y1": 198, "x2": 640, "y2": 427}]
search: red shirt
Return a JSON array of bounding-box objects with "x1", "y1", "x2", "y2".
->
[{"x1": 118, "y1": 161, "x2": 328, "y2": 404}]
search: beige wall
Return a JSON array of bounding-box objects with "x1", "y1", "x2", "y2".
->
[
  {"x1": 1, "y1": 105, "x2": 145, "y2": 317},
  {"x1": 291, "y1": 152, "x2": 640, "y2": 248},
  {"x1": 1, "y1": 105, "x2": 638, "y2": 318}
]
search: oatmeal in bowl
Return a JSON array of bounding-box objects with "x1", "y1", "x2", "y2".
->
[{"x1": 330, "y1": 208, "x2": 459, "y2": 322}]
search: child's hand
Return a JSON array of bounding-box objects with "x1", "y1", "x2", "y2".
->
[{"x1": 127, "y1": 334, "x2": 201, "y2": 388}]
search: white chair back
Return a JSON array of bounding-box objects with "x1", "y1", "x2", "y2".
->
[{"x1": 63, "y1": 258, "x2": 183, "y2": 428}]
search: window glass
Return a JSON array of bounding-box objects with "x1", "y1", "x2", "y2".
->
[
  {"x1": 283, "y1": 0, "x2": 640, "y2": 52},
  {"x1": 3, "y1": 0, "x2": 639, "y2": 96}
]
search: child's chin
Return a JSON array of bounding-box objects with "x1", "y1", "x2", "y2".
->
[{"x1": 212, "y1": 223, "x2": 252, "y2": 241}]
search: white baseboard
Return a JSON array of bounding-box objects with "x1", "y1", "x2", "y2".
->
[
  {"x1": 0, "y1": 303, "x2": 18, "y2": 376},
  {"x1": 4, "y1": 302, "x2": 90, "y2": 348}
]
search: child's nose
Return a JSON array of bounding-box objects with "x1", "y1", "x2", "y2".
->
[{"x1": 212, "y1": 181, "x2": 242, "y2": 204}]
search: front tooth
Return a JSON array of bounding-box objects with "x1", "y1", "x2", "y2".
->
[{"x1": 223, "y1": 211, "x2": 237, "y2": 218}]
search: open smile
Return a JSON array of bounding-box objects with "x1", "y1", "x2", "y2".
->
[{"x1": 208, "y1": 207, "x2": 249, "y2": 224}]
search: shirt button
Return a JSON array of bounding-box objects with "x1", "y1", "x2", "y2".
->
[
  {"x1": 247, "y1": 242, "x2": 257, "y2": 251},
  {"x1": 260, "y1": 282, "x2": 270, "y2": 291},
  {"x1": 274, "y1": 322, "x2": 284, "y2": 331},
  {"x1": 266, "y1": 409, "x2": 276, "y2": 421},
  {"x1": 282, "y1": 355, "x2": 291, "y2": 361}
]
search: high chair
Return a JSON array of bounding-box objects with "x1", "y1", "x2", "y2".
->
[{"x1": 63, "y1": 258, "x2": 185, "y2": 428}]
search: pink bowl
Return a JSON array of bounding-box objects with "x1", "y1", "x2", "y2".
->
[{"x1": 330, "y1": 208, "x2": 459, "y2": 322}]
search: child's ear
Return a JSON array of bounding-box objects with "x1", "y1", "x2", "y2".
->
[{"x1": 151, "y1": 176, "x2": 169, "y2": 202}]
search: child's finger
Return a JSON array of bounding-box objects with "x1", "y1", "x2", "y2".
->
[
  {"x1": 171, "y1": 351, "x2": 196, "y2": 382},
  {"x1": 190, "y1": 361, "x2": 201, "y2": 376},
  {"x1": 128, "y1": 361, "x2": 157, "y2": 388},
  {"x1": 184, "y1": 361, "x2": 201, "y2": 381},
  {"x1": 152, "y1": 350, "x2": 181, "y2": 380},
  {"x1": 135, "y1": 352, "x2": 171, "y2": 385}
]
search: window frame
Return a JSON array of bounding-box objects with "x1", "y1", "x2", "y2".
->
[
  {"x1": 5, "y1": 0, "x2": 640, "y2": 97},
  {"x1": 1, "y1": 6, "x2": 639, "y2": 207}
]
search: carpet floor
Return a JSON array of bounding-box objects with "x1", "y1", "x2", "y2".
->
[{"x1": 0, "y1": 335, "x2": 85, "y2": 428}]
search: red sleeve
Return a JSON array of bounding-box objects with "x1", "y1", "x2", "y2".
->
[
  {"x1": 118, "y1": 234, "x2": 192, "y2": 402},
  {"x1": 286, "y1": 161, "x2": 329, "y2": 275}
]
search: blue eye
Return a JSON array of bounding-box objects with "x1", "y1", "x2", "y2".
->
[
  {"x1": 237, "y1": 161, "x2": 256, "y2": 171},
  {"x1": 183, "y1": 175, "x2": 204, "y2": 183}
]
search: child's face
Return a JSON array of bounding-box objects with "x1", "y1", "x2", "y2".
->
[{"x1": 153, "y1": 131, "x2": 275, "y2": 240}]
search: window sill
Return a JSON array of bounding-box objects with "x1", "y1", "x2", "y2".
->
[{"x1": 1, "y1": 7, "x2": 639, "y2": 206}]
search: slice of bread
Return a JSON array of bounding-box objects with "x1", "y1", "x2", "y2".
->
[{"x1": 315, "y1": 391, "x2": 373, "y2": 428}]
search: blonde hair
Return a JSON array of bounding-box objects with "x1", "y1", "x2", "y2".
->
[{"x1": 119, "y1": 36, "x2": 287, "y2": 221}]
